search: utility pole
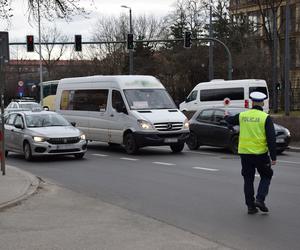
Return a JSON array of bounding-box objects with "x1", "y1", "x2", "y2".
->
[
  {"x1": 209, "y1": 1, "x2": 214, "y2": 81},
  {"x1": 284, "y1": 0, "x2": 290, "y2": 116},
  {"x1": 272, "y1": 8, "x2": 278, "y2": 113},
  {"x1": 38, "y1": 0, "x2": 43, "y2": 106},
  {"x1": 0, "y1": 31, "x2": 9, "y2": 176},
  {"x1": 121, "y1": 5, "x2": 133, "y2": 75}
]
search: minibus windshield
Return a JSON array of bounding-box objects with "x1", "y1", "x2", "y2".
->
[{"x1": 124, "y1": 89, "x2": 177, "y2": 110}]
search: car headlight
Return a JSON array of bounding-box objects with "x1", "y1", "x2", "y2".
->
[
  {"x1": 138, "y1": 120, "x2": 154, "y2": 130},
  {"x1": 284, "y1": 128, "x2": 291, "y2": 137},
  {"x1": 33, "y1": 136, "x2": 46, "y2": 142},
  {"x1": 80, "y1": 134, "x2": 86, "y2": 140},
  {"x1": 183, "y1": 119, "x2": 189, "y2": 129}
]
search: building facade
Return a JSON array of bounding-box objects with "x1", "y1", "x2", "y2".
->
[{"x1": 230, "y1": 0, "x2": 300, "y2": 110}]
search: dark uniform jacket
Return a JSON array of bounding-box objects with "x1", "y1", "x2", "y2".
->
[{"x1": 225, "y1": 106, "x2": 276, "y2": 161}]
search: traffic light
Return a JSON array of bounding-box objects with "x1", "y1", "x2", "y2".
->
[
  {"x1": 0, "y1": 32, "x2": 9, "y2": 61},
  {"x1": 75, "y1": 35, "x2": 82, "y2": 51},
  {"x1": 26, "y1": 35, "x2": 34, "y2": 52},
  {"x1": 127, "y1": 33, "x2": 134, "y2": 50},
  {"x1": 184, "y1": 31, "x2": 192, "y2": 48}
]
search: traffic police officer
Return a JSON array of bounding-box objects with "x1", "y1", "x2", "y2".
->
[{"x1": 225, "y1": 92, "x2": 276, "y2": 214}]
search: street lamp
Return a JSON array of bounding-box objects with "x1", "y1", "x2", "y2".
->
[{"x1": 121, "y1": 5, "x2": 133, "y2": 75}]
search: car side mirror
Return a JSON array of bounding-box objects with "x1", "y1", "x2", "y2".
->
[
  {"x1": 70, "y1": 122, "x2": 76, "y2": 127},
  {"x1": 185, "y1": 97, "x2": 188, "y2": 102},
  {"x1": 15, "y1": 123, "x2": 24, "y2": 129}
]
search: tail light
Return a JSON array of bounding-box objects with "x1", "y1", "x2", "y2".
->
[{"x1": 244, "y1": 99, "x2": 249, "y2": 108}]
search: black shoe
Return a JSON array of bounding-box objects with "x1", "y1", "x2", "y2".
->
[
  {"x1": 255, "y1": 200, "x2": 269, "y2": 212},
  {"x1": 248, "y1": 207, "x2": 259, "y2": 214}
]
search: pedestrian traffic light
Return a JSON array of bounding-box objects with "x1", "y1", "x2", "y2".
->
[
  {"x1": 127, "y1": 33, "x2": 134, "y2": 50},
  {"x1": 184, "y1": 31, "x2": 192, "y2": 48},
  {"x1": 75, "y1": 35, "x2": 82, "y2": 51},
  {"x1": 26, "y1": 35, "x2": 34, "y2": 52},
  {"x1": 0, "y1": 32, "x2": 9, "y2": 62}
]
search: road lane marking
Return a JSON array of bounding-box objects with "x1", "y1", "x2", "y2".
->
[
  {"x1": 148, "y1": 146, "x2": 217, "y2": 156},
  {"x1": 153, "y1": 162, "x2": 175, "y2": 166},
  {"x1": 193, "y1": 167, "x2": 219, "y2": 171},
  {"x1": 278, "y1": 160, "x2": 300, "y2": 165},
  {"x1": 120, "y1": 157, "x2": 138, "y2": 161},
  {"x1": 92, "y1": 153, "x2": 108, "y2": 157}
]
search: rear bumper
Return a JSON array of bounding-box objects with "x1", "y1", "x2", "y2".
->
[{"x1": 133, "y1": 131, "x2": 190, "y2": 147}]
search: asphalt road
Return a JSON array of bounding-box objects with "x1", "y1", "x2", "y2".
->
[{"x1": 7, "y1": 143, "x2": 300, "y2": 250}]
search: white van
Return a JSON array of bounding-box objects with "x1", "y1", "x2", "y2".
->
[
  {"x1": 179, "y1": 79, "x2": 269, "y2": 113},
  {"x1": 55, "y1": 75, "x2": 189, "y2": 154}
]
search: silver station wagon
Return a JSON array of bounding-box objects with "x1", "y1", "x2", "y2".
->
[{"x1": 4, "y1": 110, "x2": 87, "y2": 160}]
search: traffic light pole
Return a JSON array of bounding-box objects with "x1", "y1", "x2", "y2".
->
[
  {"x1": 38, "y1": 0, "x2": 43, "y2": 106},
  {"x1": 10, "y1": 36, "x2": 232, "y2": 80}
]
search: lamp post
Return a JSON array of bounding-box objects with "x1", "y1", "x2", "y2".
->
[
  {"x1": 121, "y1": 5, "x2": 133, "y2": 75},
  {"x1": 37, "y1": 0, "x2": 43, "y2": 106}
]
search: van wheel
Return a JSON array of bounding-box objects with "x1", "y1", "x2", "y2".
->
[
  {"x1": 170, "y1": 143, "x2": 184, "y2": 153},
  {"x1": 230, "y1": 135, "x2": 239, "y2": 154},
  {"x1": 124, "y1": 133, "x2": 139, "y2": 154},
  {"x1": 186, "y1": 132, "x2": 199, "y2": 150},
  {"x1": 24, "y1": 142, "x2": 33, "y2": 161}
]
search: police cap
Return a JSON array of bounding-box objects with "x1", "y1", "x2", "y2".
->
[{"x1": 249, "y1": 92, "x2": 267, "y2": 102}]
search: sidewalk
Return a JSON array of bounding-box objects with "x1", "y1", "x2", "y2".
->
[
  {"x1": 0, "y1": 165, "x2": 39, "y2": 210},
  {"x1": 0, "y1": 165, "x2": 231, "y2": 250}
]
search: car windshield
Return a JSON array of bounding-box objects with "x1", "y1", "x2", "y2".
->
[
  {"x1": 124, "y1": 89, "x2": 177, "y2": 110},
  {"x1": 25, "y1": 113, "x2": 70, "y2": 127},
  {"x1": 19, "y1": 103, "x2": 41, "y2": 110}
]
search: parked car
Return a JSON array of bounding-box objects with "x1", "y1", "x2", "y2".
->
[
  {"x1": 186, "y1": 107, "x2": 291, "y2": 154},
  {"x1": 5, "y1": 98, "x2": 43, "y2": 115},
  {"x1": 4, "y1": 110, "x2": 87, "y2": 160}
]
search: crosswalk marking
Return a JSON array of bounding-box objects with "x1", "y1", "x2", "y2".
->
[
  {"x1": 120, "y1": 157, "x2": 138, "y2": 161},
  {"x1": 153, "y1": 162, "x2": 175, "y2": 166},
  {"x1": 193, "y1": 167, "x2": 219, "y2": 172}
]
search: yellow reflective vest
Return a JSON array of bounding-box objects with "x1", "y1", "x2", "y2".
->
[{"x1": 238, "y1": 109, "x2": 268, "y2": 154}]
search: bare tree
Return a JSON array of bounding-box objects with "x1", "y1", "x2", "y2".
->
[
  {"x1": 39, "y1": 26, "x2": 69, "y2": 79},
  {"x1": 0, "y1": 0, "x2": 92, "y2": 22}
]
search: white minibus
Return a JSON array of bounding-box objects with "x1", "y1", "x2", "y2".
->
[
  {"x1": 55, "y1": 75, "x2": 189, "y2": 154},
  {"x1": 179, "y1": 79, "x2": 269, "y2": 113}
]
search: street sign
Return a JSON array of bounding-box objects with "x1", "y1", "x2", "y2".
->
[{"x1": 224, "y1": 97, "x2": 231, "y2": 106}]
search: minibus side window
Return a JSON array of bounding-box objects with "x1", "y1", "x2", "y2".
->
[
  {"x1": 200, "y1": 88, "x2": 244, "y2": 101},
  {"x1": 60, "y1": 89, "x2": 108, "y2": 112}
]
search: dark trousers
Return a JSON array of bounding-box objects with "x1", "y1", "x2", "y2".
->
[{"x1": 240, "y1": 154, "x2": 273, "y2": 207}]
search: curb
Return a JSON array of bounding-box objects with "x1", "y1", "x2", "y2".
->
[
  {"x1": 0, "y1": 166, "x2": 40, "y2": 211},
  {"x1": 287, "y1": 146, "x2": 300, "y2": 153}
]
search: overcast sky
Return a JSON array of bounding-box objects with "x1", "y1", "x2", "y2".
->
[{"x1": 2, "y1": 0, "x2": 176, "y2": 42}]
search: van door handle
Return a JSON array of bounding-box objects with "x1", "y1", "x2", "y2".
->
[{"x1": 110, "y1": 114, "x2": 114, "y2": 117}]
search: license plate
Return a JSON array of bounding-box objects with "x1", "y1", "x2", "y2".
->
[
  {"x1": 276, "y1": 138, "x2": 285, "y2": 143},
  {"x1": 56, "y1": 144, "x2": 73, "y2": 150},
  {"x1": 164, "y1": 138, "x2": 178, "y2": 143}
]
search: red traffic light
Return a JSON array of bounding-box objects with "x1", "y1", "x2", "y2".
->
[{"x1": 26, "y1": 35, "x2": 34, "y2": 52}]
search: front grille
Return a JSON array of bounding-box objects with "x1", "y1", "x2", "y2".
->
[
  {"x1": 154, "y1": 122, "x2": 183, "y2": 131},
  {"x1": 47, "y1": 137, "x2": 80, "y2": 144},
  {"x1": 49, "y1": 149, "x2": 80, "y2": 153}
]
